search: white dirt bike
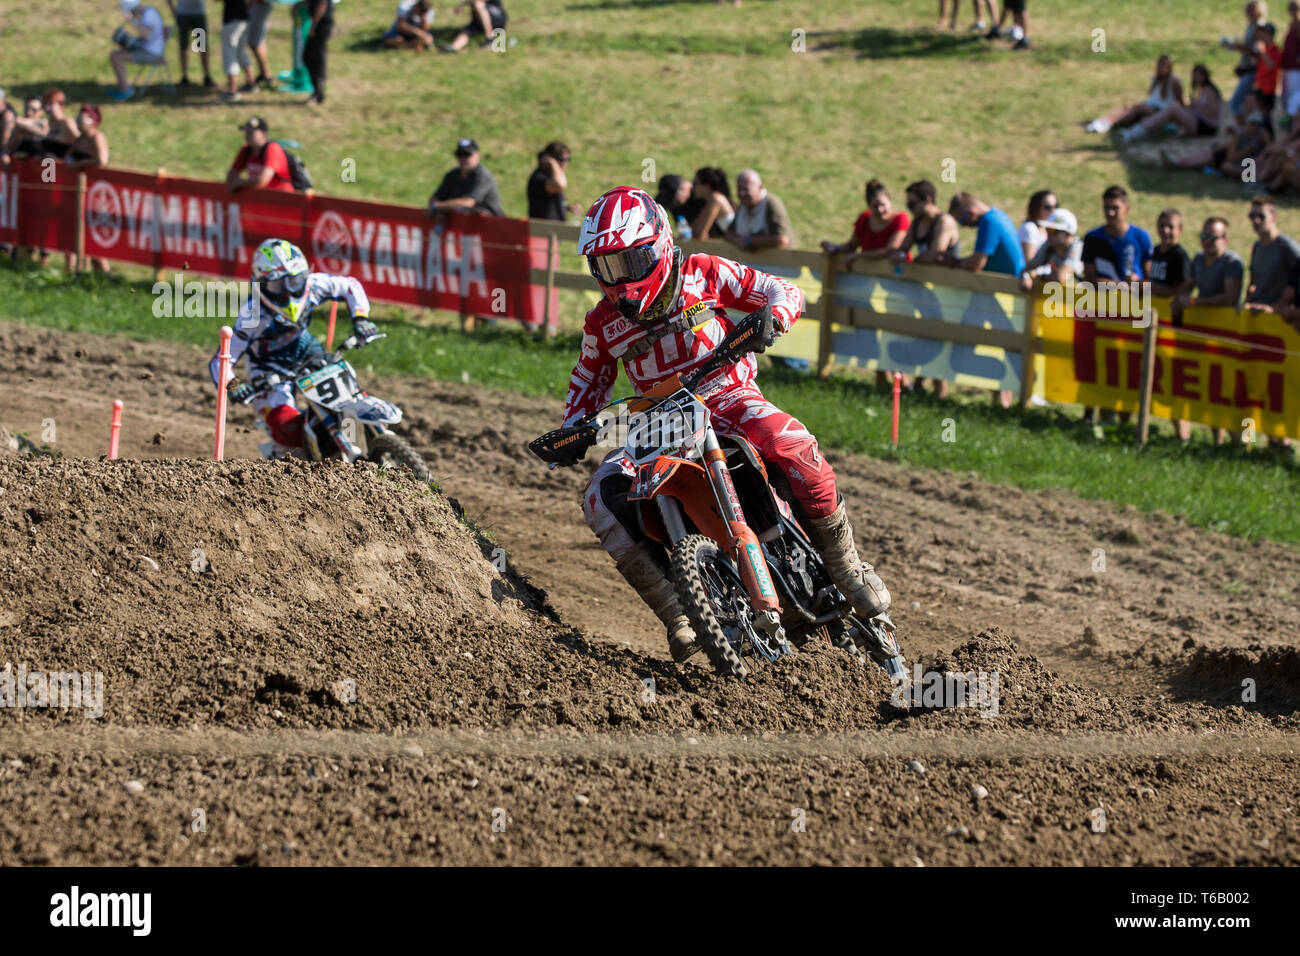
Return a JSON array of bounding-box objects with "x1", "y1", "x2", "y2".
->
[{"x1": 238, "y1": 334, "x2": 431, "y2": 480}]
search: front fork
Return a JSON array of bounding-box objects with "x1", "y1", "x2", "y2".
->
[
  {"x1": 323, "y1": 413, "x2": 365, "y2": 462},
  {"x1": 657, "y1": 430, "x2": 786, "y2": 646}
]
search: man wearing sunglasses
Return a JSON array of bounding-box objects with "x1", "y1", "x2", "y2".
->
[
  {"x1": 208, "y1": 238, "x2": 379, "y2": 455},
  {"x1": 427, "y1": 138, "x2": 504, "y2": 218},
  {"x1": 564, "y1": 185, "x2": 892, "y2": 664},
  {"x1": 1176, "y1": 217, "x2": 1244, "y2": 315},
  {"x1": 1244, "y1": 196, "x2": 1300, "y2": 313}
]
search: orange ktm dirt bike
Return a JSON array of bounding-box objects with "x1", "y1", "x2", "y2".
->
[{"x1": 528, "y1": 307, "x2": 908, "y2": 681}]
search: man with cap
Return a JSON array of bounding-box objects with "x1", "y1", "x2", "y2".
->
[
  {"x1": 225, "y1": 116, "x2": 294, "y2": 193},
  {"x1": 426, "y1": 138, "x2": 505, "y2": 217},
  {"x1": 1019, "y1": 208, "x2": 1083, "y2": 290},
  {"x1": 109, "y1": 0, "x2": 168, "y2": 101}
]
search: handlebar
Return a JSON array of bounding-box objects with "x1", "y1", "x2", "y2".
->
[
  {"x1": 238, "y1": 331, "x2": 386, "y2": 402},
  {"x1": 525, "y1": 305, "x2": 774, "y2": 467}
]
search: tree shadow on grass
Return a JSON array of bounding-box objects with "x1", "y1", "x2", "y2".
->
[{"x1": 804, "y1": 26, "x2": 986, "y2": 59}]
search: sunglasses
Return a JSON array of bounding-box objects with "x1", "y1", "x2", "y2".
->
[
  {"x1": 1248, "y1": 212, "x2": 1268, "y2": 221},
  {"x1": 1200, "y1": 232, "x2": 1226, "y2": 240}
]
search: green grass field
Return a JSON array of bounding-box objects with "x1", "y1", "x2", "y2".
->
[
  {"x1": 2, "y1": 0, "x2": 1297, "y2": 242},
  {"x1": 1, "y1": 0, "x2": 1298, "y2": 543}
]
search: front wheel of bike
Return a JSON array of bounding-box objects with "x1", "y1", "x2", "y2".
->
[
  {"x1": 671, "y1": 534, "x2": 760, "y2": 679},
  {"x1": 367, "y1": 432, "x2": 431, "y2": 481}
]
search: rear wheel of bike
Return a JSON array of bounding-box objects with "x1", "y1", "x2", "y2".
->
[
  {"x1": 367, "y1": 433, "x2": 431, "y2": 481},
  {"x1": 671, "y1": 534, "x2": 754, "y2": 679}
]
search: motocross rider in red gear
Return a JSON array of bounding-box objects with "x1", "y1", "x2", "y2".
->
[{"x1": 566, "y1": 186, "x2": 891, "y2": 663}]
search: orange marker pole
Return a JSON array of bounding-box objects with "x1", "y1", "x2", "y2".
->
[
  {"x1": 891, "y1": 372, "x2": 901, "y2": 447},
  {"x1": 108, "y1": 400, "x2": 123, "y2": 460},
  {"x1": 325, "y1": 301, "x2": 338, "y2": 350},
  {"x1": 214, "y1": 326, "x2": 233, "y2": 461}
]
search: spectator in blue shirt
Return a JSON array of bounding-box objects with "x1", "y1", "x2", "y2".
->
[
  {"x1": 947, "y1": 191, "x2": 1025, "y2": 408},
  {"x1": 1082, "y1": 184, "x2": 1154, "y2": 284},
  {"x1": 948, "y1": 191, "x2": 1027, "y2": 276}
]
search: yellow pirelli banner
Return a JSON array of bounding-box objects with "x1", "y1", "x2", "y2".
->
[{"x1": 1039, "y1": 294, "x2": 1300, "y2": 439}]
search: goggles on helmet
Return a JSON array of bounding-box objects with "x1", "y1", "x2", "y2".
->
[{"x1": 588, "y1": 243, "x2": 659, "y2": 286}]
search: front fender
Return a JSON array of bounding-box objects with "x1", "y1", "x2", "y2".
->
[
  {"x1": 631, "y1": 456, "x2": 729, "y2": 546},
  {"x1": 338, "y1": 395, "x2": 403, "y2": 425}
]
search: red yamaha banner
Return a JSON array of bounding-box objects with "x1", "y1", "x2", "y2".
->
[
  {"x1": 82, "y1": 166, "x2": 304, "y2": 276},
  {"x1": 74, "y1": 166, "x2": 535, "y2": 323},
  {"x1": 1, "y1": 159, "x2": 79, "y2": 251},
  {"x1": 306, "y1": 193, "x2": 535, "y2": 323}
]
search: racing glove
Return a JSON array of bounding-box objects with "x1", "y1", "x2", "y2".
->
[
  {"x1": 352, "y1": 316, "x2": 381, "y2": 345},
  {"x1": 747, "y1": 306, "x2": 778, "y2": 354},
  {"x1": 227, "y1": 379, "x2": 256, "y2": 405}
]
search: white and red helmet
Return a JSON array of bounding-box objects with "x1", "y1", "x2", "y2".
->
[{"x1": 579, "y1": 186, "x2": 677, "y2": 322}]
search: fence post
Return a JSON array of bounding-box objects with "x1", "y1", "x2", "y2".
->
[
  {"x1": 153, "y1": 167, "x2": 167, "y2": 285},
  {"x1": 73, "y1": 172, "x2": 87, "y2": 275},
  {"x1": 817, "y1": 251, "x2": 837, "y2": 378},
  {"x1": 1135, "y1": 309, "x2": 1159, "y2": 446},
  {"x1": 1020, "y1": 288, "x2": 1041, "y2": 407},
  {"x1": 542, "y1": 231, "x2": 558, "y2": 340}
]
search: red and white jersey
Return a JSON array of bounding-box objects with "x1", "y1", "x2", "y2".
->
[{"x1": 563, "y1": 254, "x2": 804, "y2": 425}]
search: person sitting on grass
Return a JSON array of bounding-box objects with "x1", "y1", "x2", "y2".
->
[
  {"x1": 439, "y1": 1, "x2": 507, "y2": 53},
  {"x1": 820, "y1": 178, "x2": 911, "y2": 263},
  {"x1": 108, "y1": 0, "x2": 167, "y2": 102},
  {"x1": 1256, "y1": 105, "x2": 1300, "y2": 190},
  {"x1": 1121, "y1": 63, "x2": 1223, "y2": 143},
  {"x1": 1159, "y1": 101, "x2": 1271, "y2": 177},
  {"x1": 1086, "y1": 54, "x2": 1184, "y2": 134},
  {"x1": 383, "y1": 0, "x2": 435, "y2": 51}
]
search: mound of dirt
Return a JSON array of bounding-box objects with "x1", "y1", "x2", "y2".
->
[
  {"x1": 0, "y1": 458, "x2": 910, "y2": 735},
  {"x1": 3, "y1": 457, "x2": 1286, "y2": 744}
]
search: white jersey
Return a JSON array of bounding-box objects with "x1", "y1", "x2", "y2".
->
[{"x1": 208, "y1": 272, "x2": 370, "y2": 383}]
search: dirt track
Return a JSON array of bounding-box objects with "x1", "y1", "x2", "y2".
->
[{"x1": 1, "y1": 320, "x2": 1298, "y2": 865}]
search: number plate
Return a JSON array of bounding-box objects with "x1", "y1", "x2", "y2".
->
[
  {"x1": 625, "y1": 389, "x2": 709, "y2": 465},
  {"x1": 297, "y1": 361, "x2": 348, "y2": 391}
]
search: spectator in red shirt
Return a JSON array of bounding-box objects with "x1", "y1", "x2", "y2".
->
[
  {"x1": 1254, "y1": 21, "x2": 1282, "y2": 131},
  {"x1": 225, "y1": 116, "x2": 294, "y2": 193},
  {"x1": 820, "y1": 179, "x2": 911, "y2": 263}
]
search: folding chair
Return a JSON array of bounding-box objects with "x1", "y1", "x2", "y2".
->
[{"x1": 130, "y1": 25, "x2": 176, "y2": 97}]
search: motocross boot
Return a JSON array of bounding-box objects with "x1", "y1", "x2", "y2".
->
[
  {"x1": 615, "y1": 543, "x2": 700, "y2": 663},
  {"x1": 802, "y1": 497, "x2": 892, "y2": 619}
]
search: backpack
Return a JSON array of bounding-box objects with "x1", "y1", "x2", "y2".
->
[{"x1": 271, "y1": 140, "x2": 313, "y2": 192}]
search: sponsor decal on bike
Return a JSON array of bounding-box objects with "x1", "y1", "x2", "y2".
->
[{"x1": 744, "y1": 542, "x2": 775, "y2": 598}]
